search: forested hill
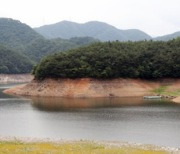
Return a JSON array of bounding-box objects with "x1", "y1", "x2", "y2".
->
[
  {"x1": 0, "y1": 18, "x2": 98, "y2": 74},
  {"x1": 34, "y1": 21, "x2": 152, "y2": 41},
  {"x1": 0, "y1": 45, "x2": 33, "y2": 74},
  {"x1": 0, "y1": 18, "x2": 43, "y2": 52},
  {"x1": 0, "y1": 18, "x2": 98, "y2": 61},
  {"x1": 33, "y1": 38, "x2": 180, "y2": 80}
]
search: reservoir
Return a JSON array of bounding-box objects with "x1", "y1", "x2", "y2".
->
[{"x1": 0, "y1": 83, "x2": 180, "y2": 148}]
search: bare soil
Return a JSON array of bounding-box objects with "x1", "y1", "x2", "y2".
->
[
  {"x1": 3, "y1": 78, "x2": 161, "y2": 97},
  {"x1": 4, "y1": 78, "x2": 180, "y2": 103}
]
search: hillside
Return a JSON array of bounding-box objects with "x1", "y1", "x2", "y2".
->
[
  {"x1": 0, "y1": 45, "x2": 33, "y2": 74},
  {"x1": 154, "y1": 31, "x2": 180, "y2": 41},
  {"x1": 34, "y1": 21, "x2": 152, "y2": 41},
  {"x1": 25, "y1": 36, "x2": 98, "y2": 61},
  {"x1": 0, "y1": 18, "x2": 98, "y2": 63},
  {"x1": 33, "y1": 38, "x2": 180, "y2": 80},
  {"x1": 0, "y1": 18, "x2": 43, "y2": 52}
]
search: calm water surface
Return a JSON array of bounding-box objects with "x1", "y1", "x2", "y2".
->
[{"x1": 0, "y1": 83, "x2": 180, "y2": 147}]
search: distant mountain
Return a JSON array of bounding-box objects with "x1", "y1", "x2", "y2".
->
[
  {"x1": 0, "y1": 45, "x2": 33, "y2": 74},
  {"x1": 34, "y1": 21, "x2": 152, "y2": 41},
  {"x1": 154, "y1": 31, "x2": 180, "y2": 41}
]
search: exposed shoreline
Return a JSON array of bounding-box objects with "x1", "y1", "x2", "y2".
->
[
  {"x1": 0, "y1": 74, "x2": 33, "y2": 83},
  {"x1": 172, "y1": 96, "x2": 180, "y2": 104},
  {"x1": 3, "y1": 78, "x2": 160, "y2": 97},
  {"x1": 3, "y1": 78, "x2": 180, "y2": 103}
]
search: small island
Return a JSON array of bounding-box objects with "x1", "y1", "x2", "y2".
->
[{"x1": 4, "y1": 39, "x2": 180, "y2": 103}]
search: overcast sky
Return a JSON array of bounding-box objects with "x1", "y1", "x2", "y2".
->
[{"x1": 0, "y1": 0, "x2": 180, "y2": 36}]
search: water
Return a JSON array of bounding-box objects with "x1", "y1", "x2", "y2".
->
[{"x1": 0, "y1": 83, "x2": 180, "y2": 147}]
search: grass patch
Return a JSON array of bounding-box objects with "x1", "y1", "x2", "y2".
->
[
  {"x1": 152, "y1": 86, "x2": 180, "y2": 97},
  {"x1": 152, "y1": 86, "x2": 167, "y2": 95},
  {"x1": 0, "y1": 141, "x2": 169, "y2": 154},
  {"x1": 165, "y1": 89, "x2": 180, "y2": 96}
]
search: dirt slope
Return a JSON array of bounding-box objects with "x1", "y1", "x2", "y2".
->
[{"x1": 4, "y1": 78, "x2": 161, "y2": 98}]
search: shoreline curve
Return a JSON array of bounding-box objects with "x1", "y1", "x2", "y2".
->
[{"x1": 4, "y1": 78, "x2": 180, "y2": 101}]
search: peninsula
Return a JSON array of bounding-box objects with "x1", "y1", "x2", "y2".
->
[{"x1": 4, "y1": 39, "x2": 180, "y2": 103}]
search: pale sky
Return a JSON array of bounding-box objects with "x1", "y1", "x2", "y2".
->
[{"x1": 0, "y1": 0, "x2": 180, "y2": 37}]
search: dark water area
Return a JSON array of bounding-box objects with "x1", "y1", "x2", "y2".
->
[{"x1": 0, "y1": 83, "x2": 180, "y2": 148}]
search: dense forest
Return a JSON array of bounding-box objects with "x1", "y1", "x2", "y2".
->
[
  {"x1": 33, "y1": 38, "x2": 180, "y2": 80},
  {"x1": 0, "y1": 45, "x2": 33, "y2": 74}
]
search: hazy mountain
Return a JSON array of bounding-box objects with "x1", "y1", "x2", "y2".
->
[
  {"x1": 154, "y1": 31, "x2": 180, "y2": 41},
  {"x1": 34, "y1": 21, "x2": 152, "y2": 41}
]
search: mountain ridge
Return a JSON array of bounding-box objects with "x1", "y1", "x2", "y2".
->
[
  {"x1": 35, "y1": 20, "x2": 180, "y2": 41},
  {"x1": 34, "y1": 20, "x2": 152, "y2": 41}
]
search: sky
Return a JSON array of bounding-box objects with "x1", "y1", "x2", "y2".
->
[{"x1": 0, "y1": 0, "x2": 180, "y2": 37}]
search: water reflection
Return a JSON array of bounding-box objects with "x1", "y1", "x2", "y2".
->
[
  {"x1": 31, "y1": 97, "x2": 173, "y2": 111},
  {"x1": 1, "y1": 83, "x2": 180, "y2": 147}
]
